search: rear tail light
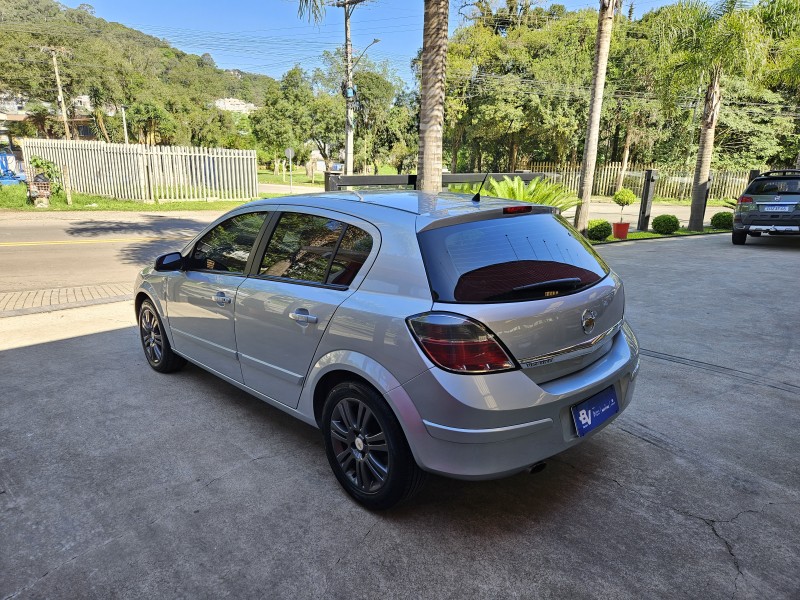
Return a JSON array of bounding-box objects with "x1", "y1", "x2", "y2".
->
[
  {"x1": 737, "y1": 196, "x2": 756, "y2": 212},
  {"x1": 406, "y1": 313, "x2": 516, "y2": 374}
]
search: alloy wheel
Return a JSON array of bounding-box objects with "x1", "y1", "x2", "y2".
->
[
  {"x1": 140, "y1": 306, "x2": 164, "y2": 365},
  {"x1": 329, "y1": 397, "x2": 389, "y2": 494}
]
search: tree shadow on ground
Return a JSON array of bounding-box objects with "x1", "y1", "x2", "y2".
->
[{"x1": 65, "y1": 214, "x2": 213, "y2": 238}]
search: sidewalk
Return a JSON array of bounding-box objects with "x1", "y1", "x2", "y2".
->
[{"x1": 0, "y1": 284, "x2": 132, "y2": 317}]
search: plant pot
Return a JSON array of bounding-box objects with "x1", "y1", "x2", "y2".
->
[{"x1": 612, "y1": 222, "x2": 630, "y2": 240}]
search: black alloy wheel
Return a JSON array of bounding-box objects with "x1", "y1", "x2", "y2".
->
[
  {"x1": 322, "y1": 381, "x2": 425, "y2": 510},
  {"x1": 138, "y1": 300, "x2": 186, "y2": 373}
]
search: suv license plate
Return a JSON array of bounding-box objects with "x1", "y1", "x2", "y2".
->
[
  {"x1": 571, "y1": 387, "x2": 619, "y2": 437},
  {"x1": 763, "y1": 205, "x2": 791, "y2": 212}
]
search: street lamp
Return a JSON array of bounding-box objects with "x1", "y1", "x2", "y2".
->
[
  {"x1": 343, "y1": 37, "x2": 380, "y2": 175},
  {"x1": 120, "y1": 104, "x2": 129, "y2": 145}
]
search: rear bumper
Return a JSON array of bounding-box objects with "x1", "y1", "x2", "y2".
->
[
  {"x1": 390, "y1": 322, "x2": 639, "y2": 480},
  {"x1": 735, "y1": 216, "x2": 800, "y2": 234}
]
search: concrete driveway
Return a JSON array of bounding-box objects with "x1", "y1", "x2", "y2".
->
[{"x1": 1, "y1": 233, "x2": 798, "y2": 599}]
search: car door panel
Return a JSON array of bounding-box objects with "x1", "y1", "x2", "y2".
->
[
  {"x1": 165, "y1": 210, "x2": 270, "y2": 383},
  {"x1": 235, "y1": 281, "x2": 351, "y2": 407},
  {"x1": 168, "y1": 272, "x2": 243, "y2": 381},
  {"x1": 234, "y1": 209, "x2": 378, "y2": 408}
]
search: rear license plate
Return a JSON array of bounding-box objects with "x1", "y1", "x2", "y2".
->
[
  {"x1": 571, "y1": 387, "x2": 619, "y2": 437},
  {"x1": 762, "y1": 205, "x2": 791, "y2": 212}
]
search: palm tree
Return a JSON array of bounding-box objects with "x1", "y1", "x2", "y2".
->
[
  {"x1": 573, "y1": 0, "x2": 617, "y2": 234},
  {"x1": 416, "y1": 0, "x2": 449, "y2": 193},
  {"x1": 298, "y1": 0, "x2": 450, "y2": 192},
  {"x1": 657, "y1": 0, "x2": 770, "y2": 230},
  {"x1": 88, "y1": 85, "x2": 111, "y2": 143}
]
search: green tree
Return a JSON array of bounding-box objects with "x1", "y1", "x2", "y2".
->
[{"x1": 656, "y1": 0, "x2": 772, "y2": 230}]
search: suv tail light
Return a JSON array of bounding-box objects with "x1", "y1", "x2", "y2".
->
[
  {"x1": 737, "y1": 196, "x2": 756, "y2": 212},
  {"x1": 738, "y1": 196, "x2": 753, "y2": 203},
  {"x1": 406, "y1": 313, "x2": 516, "y2": 374}
]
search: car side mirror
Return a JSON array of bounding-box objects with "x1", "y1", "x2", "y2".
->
[{"x1": 154, "y1": 252, "x2": 183, "y2": 272}]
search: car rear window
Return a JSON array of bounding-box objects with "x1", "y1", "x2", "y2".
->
[
  {"x1": 745, "y1": 178, "x2": 800, "y2": 195},
  {"x1": 418, "y1": 214, "x2": 610, "y2": 303}
]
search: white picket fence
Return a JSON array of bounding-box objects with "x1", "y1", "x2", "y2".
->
[
  {"x1": 21, "y1": 139, "x2": 258, "y2": 202},
  {"x1": 525, "y1": 161, "x2": 752, "y2": 201}
]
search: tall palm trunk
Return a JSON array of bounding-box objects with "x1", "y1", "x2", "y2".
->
[
  {"x1": 688, "y1": 68, "x2": 721, "y2": 231},
  {"x1": 94, "y1": 110, "x2": 111, "y2": 143},
  {"x1": 573, "y1": 0, "x2": 616, "y2": 233},
  {"x1": 417, "y1": 0, "x2": 449, "y2": 193}
]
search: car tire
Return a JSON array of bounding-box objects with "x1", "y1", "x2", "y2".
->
[
  {"x1": 732, "y1": 230, "x2": 747, "y2": 245},
  {"x1": 138, "y1": 299, "x2": 186, "y2": 373},
  {"x1": 322, "y1": 381, "x2": 426, "y2": 510}
]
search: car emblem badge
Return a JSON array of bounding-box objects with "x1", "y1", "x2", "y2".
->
[
  {"x1": 581, "y1": 309, "x2": 597, "y2": 335},
  {"x1": 774, "y1": 195, "x2": 781, "y2": 202}
]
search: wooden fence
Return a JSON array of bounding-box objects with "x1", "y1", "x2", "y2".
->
[
  {"x1": 525, "y1": 161, "x2": 751, "y2": 201},
  {"x1": 21, "y1": 139, "x2": 258, "y2": 202}
]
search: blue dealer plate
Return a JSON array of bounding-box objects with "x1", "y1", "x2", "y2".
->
[{"x1": 571, "y1": 387, "x2": 619, "y2": 437}]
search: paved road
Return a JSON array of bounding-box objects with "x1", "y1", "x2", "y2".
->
[
  {"x1": 0, "y1": 211, "x2": 220, "y2": 314},
  {"x1": 1, "y1": 228, "x2": 798, "y2": 599}
]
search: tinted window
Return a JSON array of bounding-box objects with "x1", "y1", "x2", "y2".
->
[
  {"x1": 745, "y1": 178, "x2": 800, "y2": 195},
  {"x1": 190, "y1": 212, "x2": 267, "y2": 273},
  {"x1": 259, "y1": 212, "x2": 373, "y2": 286},
  {"x1": 327, "y1": 225, "x2": 373, "y2": 286},
  {"x1": 418, "y1": 214, "x2": 610, "y2": 303}
]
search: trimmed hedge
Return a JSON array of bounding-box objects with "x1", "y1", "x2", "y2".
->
[
  {"x1": 587, "y1": 219, "x2": 612, "y2": 241},
  {"x1": 651, "y1": 214, "x2": 680, "y2": 235},
  {"x1": 710, "y1": 211, "x2": 733, "y2": 230}
]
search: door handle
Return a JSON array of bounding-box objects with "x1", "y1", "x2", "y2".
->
[
  {"x1": 211, "y1": 292, "x2": 233, "y2": 305},
  {"x1": 289, "y1": 310, "x2": 318, "y2": 324}
]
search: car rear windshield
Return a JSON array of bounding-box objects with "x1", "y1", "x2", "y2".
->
[
  {"x1": 745, "y1": 178, "x2": 800, "y2": 195},
  {"x1": 418, "y1": 213, "x2": 610, "y2": 303}
]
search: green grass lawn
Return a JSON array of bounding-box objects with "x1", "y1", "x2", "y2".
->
[
  {"x1": 588, "y1": 195, "x2": 730, "y2": 207},
  {"x1": 0, "y1": 183, "x2": 277, "y2": 211},
  {"x1": 592, "y1": 227, "x2": 730, "y2": 244}
]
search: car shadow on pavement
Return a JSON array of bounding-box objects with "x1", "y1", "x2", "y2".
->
[{"x1": 4, "y1": 325, "x2": 796, "y2": 599}]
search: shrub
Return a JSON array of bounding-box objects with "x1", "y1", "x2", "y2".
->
[
  {"x1": 652, "y1": 214, "x2": 680, "y2": 235},
  {"x1": 586, "y1": 219, "x2": 612, "y2": 241},
  {"x1": 612, "y1": 188, "x2": 637, "y2": 221},
  {"x1": 710, "y1": 211, "x2": 733, "y2": 230},
  {"x1": 450, "y1": 175, "x2": 580, "y2": 212}
]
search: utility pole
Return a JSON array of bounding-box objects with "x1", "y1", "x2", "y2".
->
[
  {"x1": 52, "y1": 50, "x2": 71, "y2": 141},
  {"x1": 335, "y1": 0, "x2": 370, "y2": 176},
  {"x1": 41, "y1": 47, "x2": 72, "y2": 141},
  {"x1": 572, "y1": 0, "x2": 616, "y2": 234}
]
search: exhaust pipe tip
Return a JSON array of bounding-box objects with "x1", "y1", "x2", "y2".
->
[{"x1": 528, "y1": 461, "x2": 547, "y2": 475}]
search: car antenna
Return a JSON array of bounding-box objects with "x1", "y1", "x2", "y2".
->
[
  {"x1": 471, "y1": 117, "x2": 517, "y2": 203},
  {"x1": 348, "y1": 189, "x2": 365, "y2": 202},
  {"x1": 471, "y1": 172, "x2": 491, "y2": 203}
]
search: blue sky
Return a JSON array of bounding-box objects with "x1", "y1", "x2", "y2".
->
[{"x1": 62, "y1": 0, "x2": 673, "y2": 86}]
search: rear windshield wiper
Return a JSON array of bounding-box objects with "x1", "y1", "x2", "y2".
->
[{"x1": 512, "y1": 278, "x2": 583, "y2": 293}]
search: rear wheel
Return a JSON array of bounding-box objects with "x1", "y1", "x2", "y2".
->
[
  {"x1": 732, "y1": 230, "x2": 747, "y2": 245},
  {"x1": 322, "y1": 381, "x2": 426, "y2": 510},
  {"x1": 138, "y1": 300, "x2": 186, "y2": 373}
]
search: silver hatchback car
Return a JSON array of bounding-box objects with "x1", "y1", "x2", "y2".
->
[{"x1": 135, "y1": 191, "x2": 639, "y2": 509}]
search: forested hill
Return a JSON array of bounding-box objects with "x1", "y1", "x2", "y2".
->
[{"x1": 0, "y1": 0, "x2": 279, "y2": 146}]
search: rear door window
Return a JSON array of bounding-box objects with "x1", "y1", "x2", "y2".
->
[
  {"x1": 418, "y1": 214, "x2": 610, "y2": 303},
  {"x1": 258, "y1": 212, "x2": 373, "y2": 287}
]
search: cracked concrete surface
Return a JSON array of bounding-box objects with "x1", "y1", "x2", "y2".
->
[{"x1": 1, "y1": 234, "x2": 798, "y2": 599}]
